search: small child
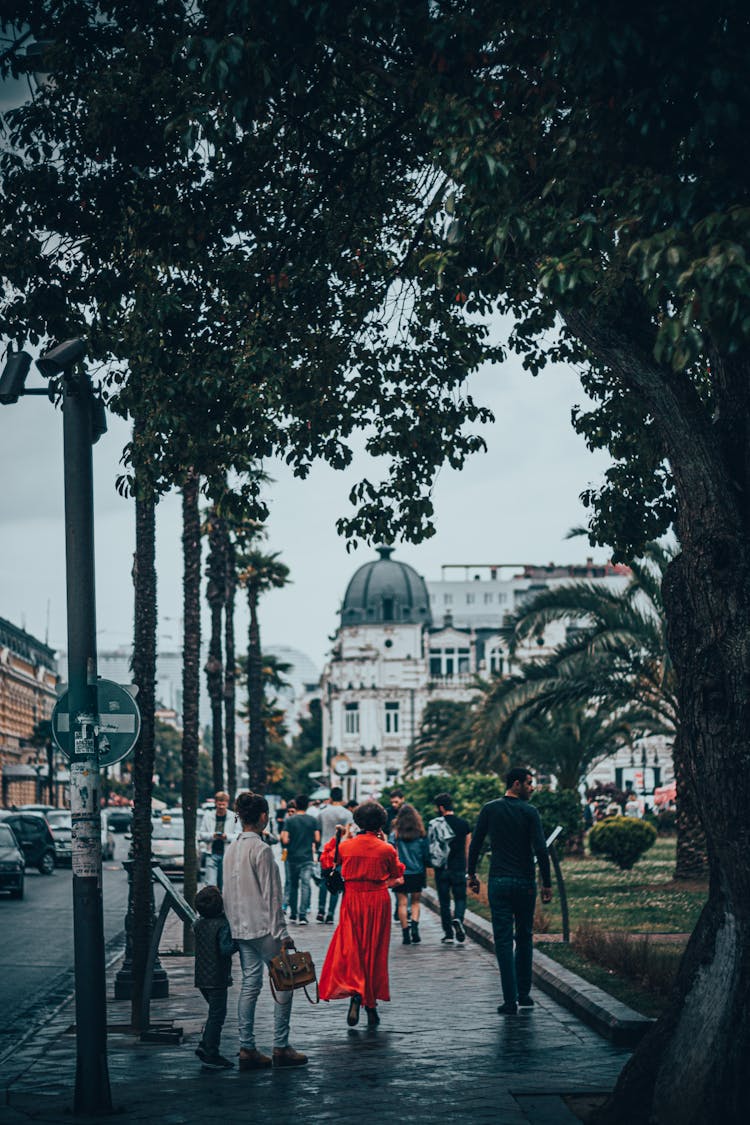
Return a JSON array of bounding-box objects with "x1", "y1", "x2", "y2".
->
[{"x1": 193, "y1": 885, "x2": 235, "y2": 1070}]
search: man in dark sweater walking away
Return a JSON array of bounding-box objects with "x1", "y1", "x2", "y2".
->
[{"x1": 467, "y1": 767, "x2": 552, "y2": 1015}]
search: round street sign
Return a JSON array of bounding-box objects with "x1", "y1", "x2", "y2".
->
[{"x1": 52, "y1": 679, "x2": 141, "y2": 766}]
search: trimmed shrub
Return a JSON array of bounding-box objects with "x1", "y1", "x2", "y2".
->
[
  {"x1": 656, "y1": 809, "x2": 677, "y2": 835},
  {"x1": 589, "y1": 815, "x2": 657, "y2": 870},
  {"x1": 531, "y1": 788, "x2": 584, "y2": 855}
]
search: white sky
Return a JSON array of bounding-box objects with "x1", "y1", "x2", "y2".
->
[{"x1": 0, "y1": 352, "x2": 612, "y2": 673}]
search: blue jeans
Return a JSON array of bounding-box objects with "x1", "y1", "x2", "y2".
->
[
  {"x1": 237, "y1": 936, "x2": 292, "y2": 1050},
  {"x1": 204, "y1": 853, "x2": 224, "y2": 891},
  {"x1": 199, "y1": 987, "x2": 228, "y2": 1054},
  {"x1": 487, "y1": 876, "x2": 536, "y2": 1005},
  {"x1": 435, "y1": 867, "x2": 467, "y2": 937},
  {"x1": 317, "y1": 879, "x2": 340, "y2": 919},
  {"x1": 288, "y1": 860, "x2": 314, "y2": 919}
]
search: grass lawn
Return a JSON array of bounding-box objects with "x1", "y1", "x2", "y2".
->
[
  {"x1": 536, "y1": 940, "x2": 684, "y2": 1019},
  {"x1": 468, "y1": 835, "x2": 707, "y2": 934}
]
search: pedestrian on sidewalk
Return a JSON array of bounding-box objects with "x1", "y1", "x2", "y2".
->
[
  {"x1": 280, "y1": 799, "x2": 296, "y2": 911},
  {"x1": 315, "y1": 786, "x2": 354, "y2": 923},
  {"x1": 193, "y1": 885, "x2": 236, "y2": 1071},
  {"x1": 280, "y1": 794, "x2": 320, "y2": 925},
  {"x1": 428, "y1": 793, "x2": 471, "y2": 944},
  {"x1": 319, "y1": 801, "x2": 404, "y2": 1028},
  {"x1": 199, "y1": 791, "x2": 239, "y2": 891},
  {"x1": 224, "y1": 791, "x2": 307, "y2": 1069},
  {"x1": 467, "y1": 768, "x2": 552, "y2": 1016},
  {"x1": 389, "y1": 803, "x2": 430, "y2": 945}
]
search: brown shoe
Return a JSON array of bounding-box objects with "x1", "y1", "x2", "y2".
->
[
  {"x1": 239, "y1": 1047, "x2": 272, "y2": 1070},
  {"x1": 272, "y1": 1046, "x2": 308, "y2": 1068}
]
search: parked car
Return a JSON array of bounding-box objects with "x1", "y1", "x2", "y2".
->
[
  {"x1": 46, "y1": 809, "x2": 73, "y2": 866},
  {"x1": 107, "y1": 806, "x2": 133, "y2": 833},
  {"x1": 16, "y1": 804, "x2": 56, "y2": 814},
  {"x1": 0, "y1": 811, "x2": 56, "y2": 875},
  {"x1": 150, "y1": 813, "x2": 186, "y2": 878},
  {"x1": 0, "y1": 822, "x2": 25, "y2": 898}
]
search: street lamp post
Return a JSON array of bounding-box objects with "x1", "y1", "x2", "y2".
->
[{"x1": 0, "y1": 341, "x2": 112, "y2": 1114}]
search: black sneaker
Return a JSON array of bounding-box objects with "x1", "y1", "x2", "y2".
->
[
  {"x1": 316, "y1": 911, "x2": 325, "y2": 922},
  {"x1": 201, "y1": 1052, "x2": 234, "y2": 1070},
  {"x1": 298, "y1": 917, "x2": 308, "y2": 926},
  {"x1": 518, "y1": 995, "x2": 534, "y2": 1009},
  {"x1": 195, "y1": 1044, "x2": 208, "y2": 1063},
  {"x1": 441, "y1": 935, "x2": 455, "y2": 944},
  {"x1": 324, "y1": 915, "x2": 334, "y2": 923},
  {"x1": 452, "y1": 918, "x2": 466, "y2": 943},
  {"x1": 497, "y1": 1002, "x2": 518, "y2": 1016},
  {"x1": 289, "y1": 914, "x2": 297, "y2": 923}
]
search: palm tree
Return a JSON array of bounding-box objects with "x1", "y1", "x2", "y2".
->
[
  {"x1": 236, "y1": 548, "x2": 290, "y2": 792},
  {"x1": 478, "y1": 541, "x2": 705, "y2": 879},
  {"x1": 181, "y1": 470, "x2": 201, "y2": 951},
  {"x1": 224, "y1": 529, "x2": 238, "y2": 800},
  {"x1": 407, "y1": 698, "x2": 481, "y2": 774},
  {"x1": 204, "y1": 505, "x2": 227, "y2": 792}
]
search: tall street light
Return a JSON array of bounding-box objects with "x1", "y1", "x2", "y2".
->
[{"x1": 0, "y1": 340, "x2": 112, "y2": 1115}]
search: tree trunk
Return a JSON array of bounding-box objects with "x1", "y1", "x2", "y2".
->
[
  {"x1": 246, "y1": 584, "x2": 266, "y2": 792},
  {"x1": 181, "y1": 472, "x2": 201, "y2": 952},
  {"x1": 204, "y1": 506, "x2": 225, "y2": 792},
  {"x1": 224, "y1": 533, "x2": 237, "y2": 800},
  {"x1": 672, "y1": 727, "x2": 708, "y2": 880},
  {"x1": 129, "y1": 471, "x2": 157, "y2": 1031},
  {"x1": 600, "y1": 549, "x2": 750, "y2": 1124}
]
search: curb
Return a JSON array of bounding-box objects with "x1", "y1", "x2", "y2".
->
[{"x1": 421, "y1": 887, "x2": 653, "y2": 1047}]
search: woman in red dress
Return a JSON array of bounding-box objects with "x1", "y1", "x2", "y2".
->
[{"x1": 319, "y1": 801, "x2": 405, "y2": 1028}]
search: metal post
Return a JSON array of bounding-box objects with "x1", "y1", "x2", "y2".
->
[{"x1": 63, "y1": 371, "x2": 112, "y2": 1115}]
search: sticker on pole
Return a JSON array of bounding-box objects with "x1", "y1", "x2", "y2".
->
[{"x1": 52, "y1": 679, "x2": 141, "y2": 766}]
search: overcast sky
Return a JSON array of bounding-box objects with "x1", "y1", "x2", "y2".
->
[{"x1": 0, "y1": 351, "x2": 612, "y2": 673}]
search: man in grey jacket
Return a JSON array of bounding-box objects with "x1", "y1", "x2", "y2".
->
[{"x1": 223, "y1": 792, "x2": 307, "y2": 1069}]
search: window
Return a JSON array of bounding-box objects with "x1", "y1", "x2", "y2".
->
[
  {"x1": 429, "y1": 656, "x2": 442, "y2": 677},
  {"x1": 382, "y1": 597, "x2": 394, "y2": 622},
  {"x1": 443, "y1": 594, "x2": 453, "y2": 605},
  {"x1": 344, "y1": 703, "x2": 359, "y2": 735},
  {"x1": 429, "y1": 647, "x2": 471, "y2": 677},
  {"x1": 488, "y1": 647, "x2": 504, "y2": 675},
  {"x1": 466, "y1": 593, "x2": 475, "y2": 604},
  {"x1": 385, "y1": 702, "x2": 400, "y2": 734},
  {"x1": 484, "y1": 592, "x2": 493, "y2": 604}
]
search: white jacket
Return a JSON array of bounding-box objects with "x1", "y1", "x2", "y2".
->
[
  {"x1": 223, "y1": 831, "x2": 290, "y2": 943},
  {"x1": 199, "y1": 808, "x2": 241, "y2": 851}
]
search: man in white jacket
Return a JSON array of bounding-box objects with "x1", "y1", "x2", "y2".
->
[
  {"x1": 199, "y1": 792, "x2": 240, "y2": 891},
  {"x1": 223, "y1": 792, "x2": 307, "y2": 1069}
]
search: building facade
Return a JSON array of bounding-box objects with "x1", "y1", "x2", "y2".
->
[
  {"x1": 321, "y1": 549, "x2": 673, "y2": 800},
  {"x1": 0, "y1": 616, "x2": 59, "y2": 807}
]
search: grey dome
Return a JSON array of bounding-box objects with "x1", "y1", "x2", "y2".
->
[{"x1": 341, "y1": 547, "x2": 433, "y2": 627}]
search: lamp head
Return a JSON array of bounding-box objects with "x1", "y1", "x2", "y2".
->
[
  {"x1": 0, "y1": 351, "x2": 33, "y2": 404},
  {"x1": 37, "y1": 338, "x2": 86, "y2": 378}
]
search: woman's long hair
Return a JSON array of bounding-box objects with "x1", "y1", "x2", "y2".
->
[{"x1": 393, "y1": 803, "x2": 425, "y2": 841}]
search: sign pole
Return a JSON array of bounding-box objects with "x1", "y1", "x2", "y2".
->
[{"x1": 63, "y1": 369, "x2": 112, "y2": 1115}]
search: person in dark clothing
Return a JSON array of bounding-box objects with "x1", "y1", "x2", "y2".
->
[
  {"x1": 280, "y1": 794, "x2": 320, "y2": 924},
  {"x1": 429, "y1": 793, "x2": 471, "y2": 944},
  {"x1": 468, "y1": 768, "x2": 552, "y2": 1015},
  {"x1": 193, "y1": 885, "x2": 236, "y2": 1069}
]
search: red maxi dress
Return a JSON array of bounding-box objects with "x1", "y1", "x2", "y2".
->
[{"x1": 318, "y1": 832, "x2": 405, "y2": 1008}]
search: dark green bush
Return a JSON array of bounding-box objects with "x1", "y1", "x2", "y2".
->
[
  {"x1": 589, "y1": 815, "x2": 657, "y2": 870},
  {"x1": 531, "y1": 788, "x2": 584, "y2": 854},
  {"x1": 383, "y1": 772, "x2": 503, "y2": 827},
  {"x1": 656, "y1": 809, "x2": 677, "y2": 835}
]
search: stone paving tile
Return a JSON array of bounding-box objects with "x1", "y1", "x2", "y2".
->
[{"x1": 2, "y1": 902, "x2": 630, "y2": 1123}]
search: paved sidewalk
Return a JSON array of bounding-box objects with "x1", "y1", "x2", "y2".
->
[{"x1": 1, "y1": 904, "x2": 629, "y2": 1124}]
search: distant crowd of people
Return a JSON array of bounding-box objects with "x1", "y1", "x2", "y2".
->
[{"x1": 191, "y1": 768, "x2": 552, "y2": 1071}]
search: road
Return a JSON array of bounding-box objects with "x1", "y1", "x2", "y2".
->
[{"x1": 0, "y1": 830, "x2": 131, "y2": 1055}]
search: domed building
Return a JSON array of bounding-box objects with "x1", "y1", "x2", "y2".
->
[{"x1": 321, "y1": 547, "x2": 476, "y2": 799}]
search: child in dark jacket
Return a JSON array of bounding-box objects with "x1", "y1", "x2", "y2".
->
[{"x1": 193, "y1": 885, "x2": 236, "y2": 1069}]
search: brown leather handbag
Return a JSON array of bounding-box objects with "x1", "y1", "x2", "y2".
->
[{"x1": 268, "y1": 948, "x2": 319, "y2": 1005}]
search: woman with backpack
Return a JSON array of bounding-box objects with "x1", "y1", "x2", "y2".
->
[{"x1": 389, "y1": 803, "x2": 431, "y2": 944}]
